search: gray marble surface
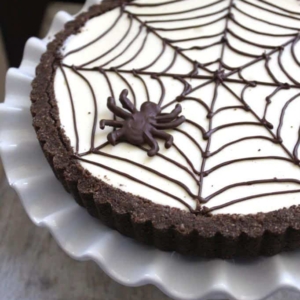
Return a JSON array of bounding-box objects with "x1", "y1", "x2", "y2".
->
[{"x1": 1, "y1": 2, "x2": 300, "y2": 300}]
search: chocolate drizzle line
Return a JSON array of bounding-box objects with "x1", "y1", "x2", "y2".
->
[
  {"x1": 230, "y1": 16, "x2": 297, "y2": 37},
  {"x1": 166, "y1": 31, "x2": 225, "y2": 43},
  {"x1": 277, "y1": 93, "x2": 300, "y2": 143},
  {"x1": 151, "y1": 75, "x2": 165, "y2": 106},
  {"x1": 129, "y1": 0, "x2": 226, "y2": 16},
  {"x1": 138, "y1": 145, "x2": 199, "y2": 181},
  {"x1": 161, "y1": 49, "x2": 177, "y2": 73},
  {"x1": 100, "y1": 24, "x2": 143, "y2": 67},
  {"x1": 93, "y1": 149, "x2": 199, "y2": 198},
  {"x1": 294, "y1": 127, "x2": 300, "y2": 162},
  {"x1": 292, "y1": 34, "x2": 300, "y2": 67},
  {"x1": 65, "y1": 65, "x2": 212, "y2": 80},
  {"x1": 112, "y1": 68, "x2": 137, "y2": 106},
  {"x1": 132, "y1": 70, "x2": 150, "y2": 101},
  {"x1": 99, "y1": 68, "x2": 115, "y2": 99},
  {"x1": 148, "y1": 14, "x2": 228, "y2": 32},
  {"x1": 233, "y1": 4, "x2": 300, "y2": 31},
  {"x1": 209, "y1": 136, "x2": 277, "y2": 157},
  {"x1": 264, "y1": 55, "x2": 281, "y2": 84},
  {"x1": 64, "y1": 9, "x2": 124, "y2": 58},
  {"x1": 76, "y1": 156, "x2": 194, "y2": 211},
  {"x1": 177, "y1": 97, "x2": 210, "y2": 113},
  {"x1": 204, "y1": 178, "x2": 300, "y2": 202},
  {"x1": 59, "y1": 0, "x2": 300, "y2": 214},
  {"x1": 137, "y1": 41, "x2": 166, "y2": 71},
  {"x1": 173, "y1": 128, "x2": 204, "y2": 155},
  {"x1": 241, "y1": 0, "x2": 300, "y2": 21},
  {"x1": 184, "y1": 119, "x2": 206, "y2": 138},
  {"x1": 59, "y1": 65, "x2": 79, "y2": 152},
  {"x1": 98, "y1": 68, "x2": 117, "y2": 123},
  {"x1": 114, "y1": 28, "x2": 149, "y2": 69},
  {"x1": 258, "y1": 0, "x2": 300, "y2": 16},
  {"x1": 145, "y1": 6, "x2": 229, "y2": 23},
  {"x1": 70, "y1": 66, "x2": 98, "y2": 150},
  {"x1": 205, "y1": 189, "x2": 300, "y2": 213},
  {"x1": 227, "y1": 29, "x2": 277, "y2": 50},
  {"x1": 278, "y1": 48, "x2": 300, "y2": 85},
  {"x1": 203, "y1": 156, "x2": 296, "y2": 176},
  {"x1": 79, "y1": 13, "x2": 134, "y2": 68},
  {"x1": 262, "y1": 85, "x2": 289, "y2": 124},
  {"x1": 126, "y1": 0, "x2": 186, "y2": 7}
]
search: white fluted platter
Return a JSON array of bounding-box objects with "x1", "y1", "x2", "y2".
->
[{"x1": 1, "y1": 1, "x2": 300, "y2": 299}]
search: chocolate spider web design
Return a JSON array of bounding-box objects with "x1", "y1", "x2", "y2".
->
[{"x1": 59, "y1": 0, "x2": 300, "y2": 213}]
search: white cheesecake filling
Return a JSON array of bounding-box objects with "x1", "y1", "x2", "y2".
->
[{"x1": 54, "y1": 0, "x2": 300, "y2": 214}]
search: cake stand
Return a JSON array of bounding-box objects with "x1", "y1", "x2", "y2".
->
[{"x1": 1, "y1": 1, "x2": 300, "y2": 299}]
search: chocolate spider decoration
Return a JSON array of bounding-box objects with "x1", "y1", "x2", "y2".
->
[{"x1": 100, "y1": 89, "x2": 186, "y2": 156}]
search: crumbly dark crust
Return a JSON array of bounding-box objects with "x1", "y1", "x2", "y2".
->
[{"x1": 30, "y1": 0, "x2": 300, "y2": 258}]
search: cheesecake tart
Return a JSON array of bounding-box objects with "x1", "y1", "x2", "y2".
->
[{"x1": 31, "y1": 0, "x2": 300, "y2": 258}]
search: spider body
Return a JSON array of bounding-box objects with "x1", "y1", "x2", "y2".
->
[{"x1": 100, "y1": 89, "x2": 185, "y2": 156}]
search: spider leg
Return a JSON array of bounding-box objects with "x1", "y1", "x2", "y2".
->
[
  {"x1": 100, "y1": 120, "x2": 123, "y2": 130},
  {"x1": 107, "y1": 128, "x2": 125, "y2": 146},
  {"x1": 156, "y1": 104, "x2": 182, "y2": 123},
  {"x1": 107, "y1": 96, "x2": 132, "y2": 119},
  {"x1": 143, "y1": 131, "x2": 159, "y2": 157},
  {"x1": 119, "y1": 89, "x2": 137, "y2": 113},
  {"x1": 151, "y1": 128, "x2": 174, "y2": 149},
  {"x1": 152, "y1": 116, "x2": 186, "y2": 129}
]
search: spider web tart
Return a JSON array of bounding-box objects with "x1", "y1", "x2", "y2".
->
[{"x1": 31, "y1": 0, "x2": 300, "y2": 258}]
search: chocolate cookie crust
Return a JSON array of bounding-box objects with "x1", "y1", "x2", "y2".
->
[{"x1": 31, "y1": 0, "x2": 300, "y2": 258}]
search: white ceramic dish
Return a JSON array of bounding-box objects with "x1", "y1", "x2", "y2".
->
[{"x1": 1, "y1": 1, "x2": 300, "y2": 299}]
